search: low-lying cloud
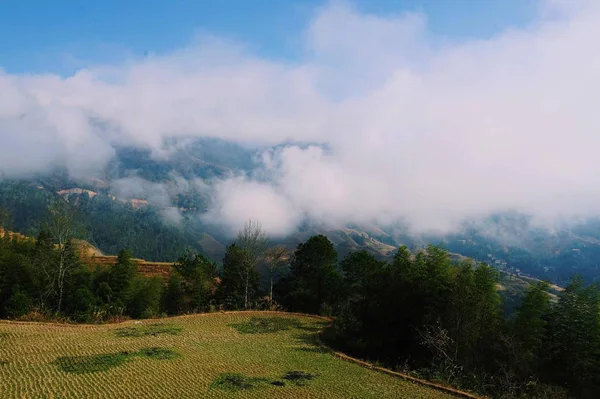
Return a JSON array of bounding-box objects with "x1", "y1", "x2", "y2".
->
[{"x1": 2, "y1": 0, "x2": 600, "y2": 235}]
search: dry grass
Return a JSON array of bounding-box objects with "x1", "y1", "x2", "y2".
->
[{"x1": 0, "y1": 312, "x2": 460, "y2": 398}]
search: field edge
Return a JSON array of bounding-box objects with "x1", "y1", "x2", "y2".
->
[{"x1": 0, "y1": 310, "x2": 482, "y2": 398}]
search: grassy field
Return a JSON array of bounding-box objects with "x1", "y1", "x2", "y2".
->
[{"x1": 0, "y1": 312, "x2": 460, "y2": 398}]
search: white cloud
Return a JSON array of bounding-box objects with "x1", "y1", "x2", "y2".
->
[
  {"x1": 202, "y1": 176, "x2": 302, "y2": 237},
  {"x1": 1, "y1": 0, "x2": 600, "y2": 235},
  {"x1": 111, "y1": 177, "x2": 171, "y2": 206}
]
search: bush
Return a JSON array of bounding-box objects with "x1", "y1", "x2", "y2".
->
[
  {"x1": 229, "y1": 317, "x2": 301, "y2": 334},
  {"x1": 115, "y1": 324, "x2": 182, "y2": 337},
  {"x1": 127, "y1": 276, "x2": 163, "y2": 319},
  {"x1": 6, "y1": 288, "x2": 32, "y2": 319}
]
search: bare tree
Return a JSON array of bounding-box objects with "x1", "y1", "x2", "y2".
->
[
  {"x1": 236, "y1": 220, "x2": 268, "y2": 309},
  {"x1": 418, "y1": 319, "x2": 463, "y2": 384},
  {"x1": 43, "y1": 201, "x2": 79, "y2": 313},
  {"x1": 264, "y1": 245, "x2": 290, "y2": 306}
]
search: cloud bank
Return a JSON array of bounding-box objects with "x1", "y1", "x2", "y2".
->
[{"x1": 1, "y1": 0, "x2": 600, "y2": 235}]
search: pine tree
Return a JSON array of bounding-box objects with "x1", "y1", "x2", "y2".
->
[
  {"x1": 172, "y1": 249, "x2": 217, "y2": 312},
  {"x1": 543, "y1": 276, "x2": 600, "y2": 397},
  {"x1": 110, "y1": 249, "x2": 137, "y2": 309},
  {"x1": 511, "y1": 281, "x2": 551, "y2": 377},
  {"x1": 286, "y1": 235, "x2": 340, "y2": 315}
]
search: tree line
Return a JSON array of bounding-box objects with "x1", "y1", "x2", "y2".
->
[{"x1": 1, "y1": 212, "x2": 599, "y2": 398}]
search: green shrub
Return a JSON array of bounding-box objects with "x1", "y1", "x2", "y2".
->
[
  {"x1": 115, "y1": 324, "x2": 182, "y2": 337},
  {"x1": 229, "y1": 317, "x2": 301, "y2": 334},
  {"x1": 6, "y1": 288, "x2": 33, "y2": 319}
]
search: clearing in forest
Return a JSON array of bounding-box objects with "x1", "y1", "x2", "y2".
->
[{"x1": 0, "y1": 312, "x2": 461, "y2": 398}]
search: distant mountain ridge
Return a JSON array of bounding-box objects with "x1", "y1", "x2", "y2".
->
[{"x1": 2, "y1": 137, "x2": 600, "y2": 285}]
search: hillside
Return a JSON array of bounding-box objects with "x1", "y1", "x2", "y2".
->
[
  {"x1": 7, "y1": 227, "x2": 562, "y2": 316},
  {"x1": 2, "y1": 137, "x2": 600, "y2": 285},
  {"x1": 0, "y1": 312, "x2": 464, "y2": 399},
  {"x1": 0, "y1": 178, "x2": 401, "y2": 264},
  {"x1": 438, "y1": 215, "x2": 600, "y2": 285}
]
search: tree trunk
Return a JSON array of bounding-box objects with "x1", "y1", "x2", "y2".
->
[
  {"x1": 56, "y1": 247, "x2": 66, "y2": 313},
  {"x1": 270, "y1": 274, "x2": 274, "y2": 307},
  {"x1": 57, "y1": 278, "x2": 64, "y2": 313},
  {"x1": 244, "y1": 268, "x2": 250, "y2": 309}
]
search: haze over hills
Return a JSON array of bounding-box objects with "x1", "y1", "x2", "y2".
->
[{"x1": 2, "y1": 137, "x2": 600, "y2": 286}]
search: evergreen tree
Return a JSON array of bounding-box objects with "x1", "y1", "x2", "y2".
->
[
  {"x1": 447, "y1": 261, "x2": 477, "y2": 365},
  {"x1": 285, "y1": 235, "x2": 340, "y2": 315},
  {"x1": 471, "y1": 263, "x2": 502, "y2": 366},
  {"x1": 172, "y1": 249, "x2": 217, "y2": 312},
  {"x1": 5, "y1": 286, "x2": 33, "y2": 319},
  {"x1": 543, "y1": 276, "x2": 600, "y2": 397},
  {"x1": 128, "y1": 276, "x2": 163, "y2": 318},
  {"x1": 163, "y1": 271, "x2": 185, "y2": 315},
  {"x1": 110, "y1": 249, "x2": 137, "y2": 309},
  {"x1": 511, "y1": 281, "x2": 552, "y2": 377}
]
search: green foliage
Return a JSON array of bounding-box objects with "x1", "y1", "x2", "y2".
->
[
  {"x1": 0, "y1": 207, "x2": 167, "y2": 321},
  {"x1": 170, "y1": 250, "x2": 217, "y2": 313},
  {"x1": 69, "y1": 287, "x2": 96, "y2": 323},
  {"x1": 115, "y1": 324, "x2": 182, "y2": 337},
  {"x1": 218, "y1": 244, "x2": 259, "y2": 310},
  {"x1": 340, "y1": 250, "x2": 387, "y2": 296},
  {"x1": 5, "y1": 287, "x2": 33, "y2": 319},
  {"x1": 127, "y1": 276, "x2": 163, "y2": 319},
  {"x1": 0, "y1": 241, "x2": 37, "y2": 318},
  {"x1": 282, "y1": 235, "x2": 341, "y2": 315},
  {"x1": 229, "y1": 317, "x2": 301, "y2": 334},
  {"x1": 541, "y1": 276, "x2": 600, "y2": 397},
  {"x1": 110, "y1": 249, "x2": 137, "y2": 307},
  {"x1": 0, "y1": 181, "x2": 54, "y2": 237},
  {"x1": 327, "y1": 244, "x2": 598, "y2": 398},
  {"x1": 78, "y1": 194, "x2": 201, "y2": 262},
  {"x1": 162, "y1": 271, "x2": 185, "y2": 315},
  {"x1": 509, "y1": 281, "x2": 552, "y2": 377}
]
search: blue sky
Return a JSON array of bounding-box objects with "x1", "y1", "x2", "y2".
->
[{"x1": 1, "y1": 0, "x2": 537, "y2": 75}]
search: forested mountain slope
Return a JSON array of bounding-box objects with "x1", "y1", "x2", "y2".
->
[{"x1": 2, "y1": 138, "x2": 600, "y2": 285}]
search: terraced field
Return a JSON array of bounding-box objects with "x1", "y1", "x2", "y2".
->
[{"x1": 0, "y1": 312, "x2": 460, "y2": 398}]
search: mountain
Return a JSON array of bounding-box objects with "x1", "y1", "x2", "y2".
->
[
  {"x1": 434, "y1": 213, "x2": 600, "y2": 285},
  {"x1": 2, "y1": 137, "x2": 600, "y2": 285}
]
